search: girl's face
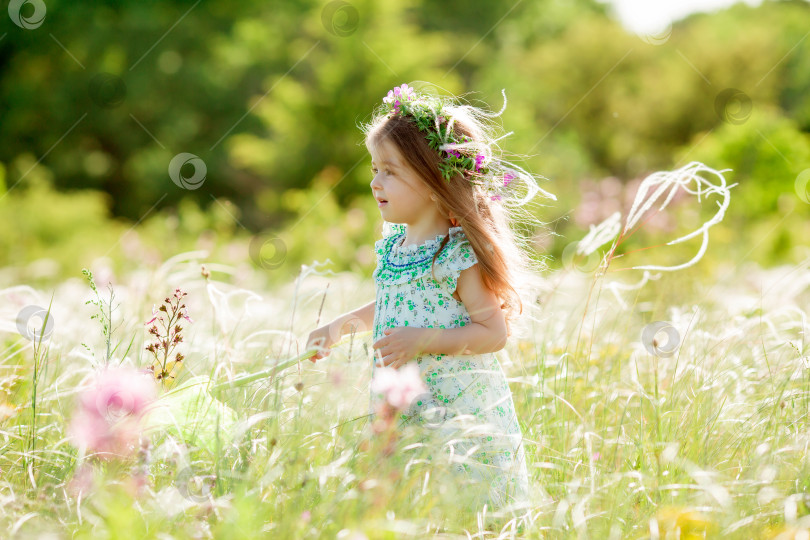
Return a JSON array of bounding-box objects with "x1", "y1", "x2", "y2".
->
[{"x1": 368, "y1": 138, "x2": 435, "y2": 224}]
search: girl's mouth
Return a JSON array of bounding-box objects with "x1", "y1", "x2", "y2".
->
[{"x1": 378, "y1": 200, "x2": 388, "y2": 207}]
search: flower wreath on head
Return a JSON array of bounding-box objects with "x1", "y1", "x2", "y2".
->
[{"x1": 381, "y1": 83, "x2": 521, "y2": 203}]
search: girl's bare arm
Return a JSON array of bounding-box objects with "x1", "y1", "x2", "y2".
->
[
  {"x1": 418, "y1": 264, "x2": 507, "y2": 355},
  {"x1": 328, "y1": 299, "x2": 375, "y2": 337},
  {"x1": 306, "y1": 300, "x2": 375, "y2": 362}
]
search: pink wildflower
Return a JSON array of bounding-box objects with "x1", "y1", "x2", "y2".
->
[
  {"x1": 68, "y1": 366, "x2": 157, "y2": 459},
  {"x1": 145, "y1": 304, "x2": 159, "y2": 326},
  {"x1": 370, "y1": 364, "x2": 427, "y2": 410},
  {"x1": 383, "y1": 84, "x2": 415, "y2": 107},
  {"x1": 144, "y1": 288, "x2": 192, "y2": 386}
]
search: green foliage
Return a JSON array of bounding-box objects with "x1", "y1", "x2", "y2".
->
[
  {"x1": 144, "y1": 375, "x2": 238, "y2": 455},
  {"x1": 250, "y1": 169, "x2": 381, "y2": 288},
  {"x1": 0, "y1": 173, "x2": 124, "y2": 283},
  {"x1": 0, "y1": 174, "x2": 231, "y2": 282},
  {"x1": 682, "y1": 105, "x2": 810, "y2": 263},
  {"x1": 684, "y1": 106, "x2": 810, "y2": 219},
  {"x1": 81, "y1": 268, "x2": 121, "y2": 365},
  {"x1": 1, "y1": 0, "x2": 809, "y2": 279}
]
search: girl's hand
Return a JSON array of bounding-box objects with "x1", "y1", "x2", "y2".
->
[
  {"x1": 305, "y1": 323, "x2": 337, "y2": 363},
  {"x1": 372, "y1": 327, "x2": 427, "y2": 370}
]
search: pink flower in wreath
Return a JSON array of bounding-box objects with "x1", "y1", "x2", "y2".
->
[{"x1": 383, "y1": 84, "x2": 415, "y2": 106}]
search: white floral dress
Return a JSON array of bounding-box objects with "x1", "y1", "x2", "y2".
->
[{"x1": 369, "y1": 223, "x2": 530, "y2": 511}]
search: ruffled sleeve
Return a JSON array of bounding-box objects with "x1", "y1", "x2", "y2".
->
[{"x1": 434, "y1": 227, "x2": 479, "y2": 294}]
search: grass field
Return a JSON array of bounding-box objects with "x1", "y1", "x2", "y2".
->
[{"x1": 1, "y1": 246, "x2": 809, "y2": 539}]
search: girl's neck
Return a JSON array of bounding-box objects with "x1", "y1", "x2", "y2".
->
[{"x1": 400, "y1": 219, "x2": 454, "y2": 247}]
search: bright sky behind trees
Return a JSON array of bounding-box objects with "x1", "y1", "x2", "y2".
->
[{"x1": 600, "y1": 0, "x2": 764, "y2": 33}]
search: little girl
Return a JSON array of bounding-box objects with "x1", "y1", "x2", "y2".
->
[{"x1": 306, "y1": 83, "x2": 555, "y2": 515}]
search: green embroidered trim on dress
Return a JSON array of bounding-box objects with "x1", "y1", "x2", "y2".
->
[
  {"x1": 382, "y1": 233, "x2": 446, "y2": 272},
  {"x1": 373, "y1": 226, "x2": 473, "y2": 285}
]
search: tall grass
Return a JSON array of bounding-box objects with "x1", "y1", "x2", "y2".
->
[{"x1": 0, "y1": 244, "x2": 808, "y2": 538}]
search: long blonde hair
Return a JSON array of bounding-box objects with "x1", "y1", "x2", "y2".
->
[{"x1": 360, "y1": 85, "x2": 557, "y2": 339}]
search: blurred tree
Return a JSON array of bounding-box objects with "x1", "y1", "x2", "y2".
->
[
  {"x1": 683, "y1": 105, "x2": 810, "y2": 220},
  {"x1": 0, "y1": 0, "x2": 808, "y2": 279}
]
